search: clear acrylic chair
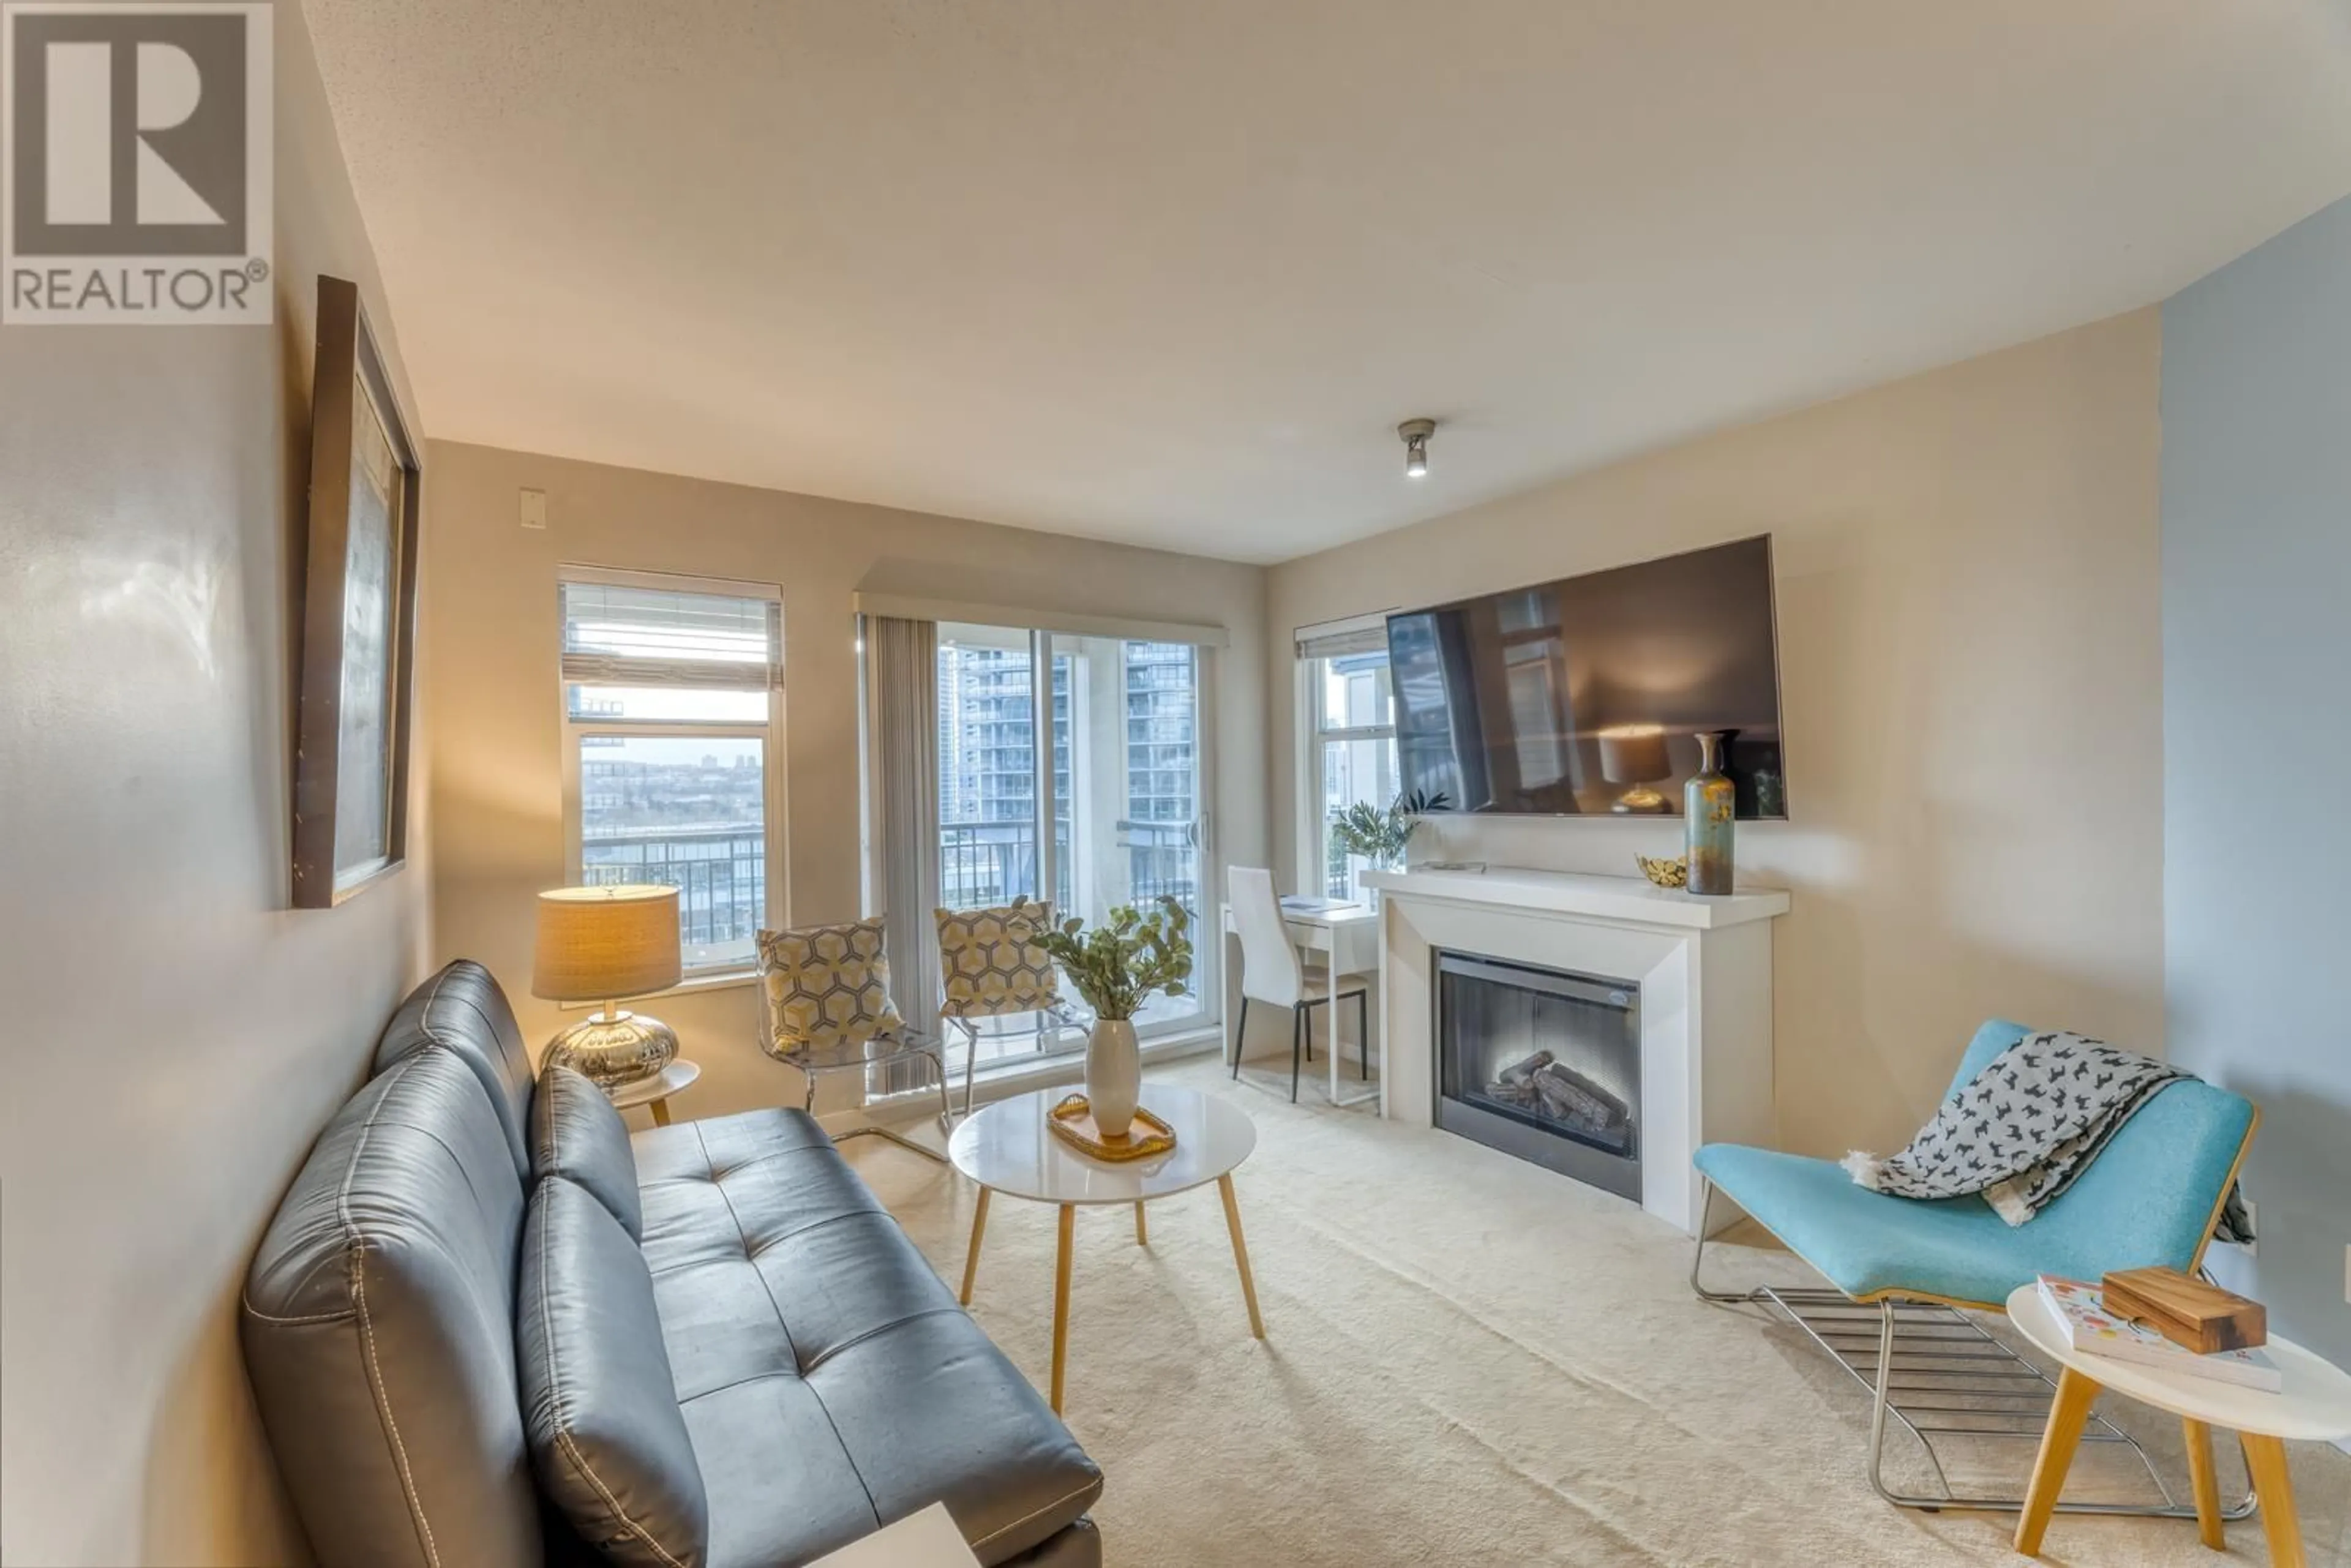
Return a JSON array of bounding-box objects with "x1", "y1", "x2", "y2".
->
[
  {"x1": 935, "y1": 902, "x2": 1086, "y2": 1117},
  {"x1": 754, "y1": 918, "x2": 950, "y2": 1163}
]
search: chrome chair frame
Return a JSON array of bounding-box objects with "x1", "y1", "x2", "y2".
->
[
  {"x1": 1689, "y1": 1179, "x2": 2257, "y2": 1522},
  {"x1": 943, "y1": 1000, "x2": 1088, "y2": 1119},
  {"x1": 756, "y1": 979, "x2": 953, "y2": 1166}
]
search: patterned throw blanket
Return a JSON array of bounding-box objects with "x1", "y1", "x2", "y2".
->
[{"x1": 1843, "y1": 1030, "x2": 2252, "y2": 1240}]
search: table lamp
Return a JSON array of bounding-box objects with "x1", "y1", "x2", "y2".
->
[
  {"x1": 1597, "y1": 724, "x2": 1671, "y2": 814},
  {"x1": 533, "y1": 884, "x2": 682, "y2": 1088}
]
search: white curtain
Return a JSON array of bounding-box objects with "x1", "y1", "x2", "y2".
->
[{"x1": 867, "y1": 617, "x2": 942, "y2": 1092}]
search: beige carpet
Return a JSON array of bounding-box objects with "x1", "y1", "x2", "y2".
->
[{"x1": 846, "y1": 1059, "x2": 2350, "y2": 1567}]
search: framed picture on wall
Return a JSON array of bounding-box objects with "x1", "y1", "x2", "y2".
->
[{"x1": 292, "y1": 274, "x2": 422, "y2": 908}]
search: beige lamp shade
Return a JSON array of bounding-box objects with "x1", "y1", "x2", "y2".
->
[
  {"x1": 1597, "y1": 724, "x2": 1671, "y2": 785},
  {"x1": 533, "y1": 885, "x2": 683, "y2": 1002}
]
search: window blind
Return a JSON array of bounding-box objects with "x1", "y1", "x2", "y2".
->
[
  {"x1": 560, "y1": 581, "x2": 781, "y2": 690},
  {"x1": 1294, "y1": 611, "x2": 1393, "y2": 662}
]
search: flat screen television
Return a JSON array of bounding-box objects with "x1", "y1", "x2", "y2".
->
[{"x1": 1385, "y1": 535, "x2": 1787, "y2": 819}]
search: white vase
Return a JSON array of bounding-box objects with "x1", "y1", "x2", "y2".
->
[{"x1": 1086, "y1": 1017, "x2": 1141, "y2": 1138}]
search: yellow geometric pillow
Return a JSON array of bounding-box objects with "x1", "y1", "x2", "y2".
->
[
  {"x1": 936, "y1": 903, "x2": 1062, "y2": 1019},
  {"x1": 756, "y1": 919, "x2": 906, "y2": 1052}
]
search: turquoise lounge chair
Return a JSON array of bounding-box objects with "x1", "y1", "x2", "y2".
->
[{"x1": 1689, "y1": 1019, "x2": 2258, "y2": 1518}]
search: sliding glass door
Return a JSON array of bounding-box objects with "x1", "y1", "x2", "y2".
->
[
  {"x1": 935, "y1": 625, "x2": 1212, "y2": 1065},
  {"x1": 934, "y1": 623, "x2": 1071, "y2": 913},
  {"x1": 1053, "y1": 635, "x2": 1207, "y2": 1032}
]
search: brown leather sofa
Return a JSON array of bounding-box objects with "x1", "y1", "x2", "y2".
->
[{"x1": 243, "y1": 961, "x2": 1102, "y2": 1567}]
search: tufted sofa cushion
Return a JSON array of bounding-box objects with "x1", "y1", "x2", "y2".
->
[
  {"x1": 633, "y1": 1109, "x2": 1103, "y2": 1567},
  {"x1": 521, "y1": 1176, "x2": 709, "y2": 1568},
  {"x1": 533, "y1": 1065, "x2": 643, "y2": 1240},
  {"x1": 243, "y1": 1048, "x2": 542, "y2": 1568},
  {"x1": 375, "y1": 959, "x2": 541, "y2": 1179}
]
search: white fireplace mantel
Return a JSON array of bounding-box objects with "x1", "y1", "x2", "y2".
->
[
  {"x1": 1363, "y1": 866, "x2": 1789, "y2": 931},
  {"x1": 1362, "y1": 866, "x2": 1790, "y2": 1236}
]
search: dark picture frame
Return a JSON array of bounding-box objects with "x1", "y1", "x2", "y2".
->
[{"x1": 292, "y1": 274, "x2": 422, "y2": 908}]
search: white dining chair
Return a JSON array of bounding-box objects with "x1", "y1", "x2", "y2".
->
[{"x1": 1227, "y1": 865, "x2": 1371, "y2": 1102}]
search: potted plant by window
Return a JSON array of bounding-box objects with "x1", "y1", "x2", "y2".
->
[
  {"x1": 1008, "y1": 895, "x2": 1193, "y2": 1138},
  {"x1": 1327, "y1": 788, "x2": 1450, "y2": 908}
]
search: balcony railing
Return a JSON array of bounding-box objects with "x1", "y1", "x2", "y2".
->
[
  {"x1": 578, "y1": 817, "x2": 1196, "y2": 953},
  {"x1": 937, "y1": 818, "x2": 1198, "y2": 915},
  {"x1": 1122, "y1": 819, "x2": 1197, "y2": 907},
  {"x1": 939, "y1": 820, "x2": 1065, "y2": 912},
  {"x1": 582, "y1": 822, "x2": 764, "y2": 947}
]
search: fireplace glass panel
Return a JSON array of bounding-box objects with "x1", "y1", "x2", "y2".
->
[{"x1": 1436, "y1": 953, "x2": 1640, "y2": 1187}]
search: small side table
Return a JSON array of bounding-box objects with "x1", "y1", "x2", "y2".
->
[
  {"x1": 2007, "y1": 1282, "x2": 2351, "y2": 1565},
  {"x1": 606, "y1": 1060, "x2": 701, "y2": 1127}
]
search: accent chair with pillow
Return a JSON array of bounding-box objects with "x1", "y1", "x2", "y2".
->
[
  {"x1": 244, "y1": 959, "x2": 1103, "y2": 1567},
  {"x1": 1688, "y1": 1017, "x2": 2256, "y2": 1522},
  {"x1": 756, "y1": 917, "x2": 953, "y2": 1162},
  {"x1": 936, "y1": 901, "x2": 1086, "y2": 1117}
]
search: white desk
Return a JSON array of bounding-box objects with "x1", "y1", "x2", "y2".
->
[{"x1": 1219, "y1": 899, "x2": 1382, "y2": 1109}]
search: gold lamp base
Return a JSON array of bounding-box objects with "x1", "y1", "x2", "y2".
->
[
  {"x1": 543, "y1": 1007, "x2": 678, "y2": 1089},
  {"x1": 1611, "y1": 783, "x2": 1670, "y2": 814}
]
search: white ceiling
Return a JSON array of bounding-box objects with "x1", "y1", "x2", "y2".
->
[{"x1": 307, "y1": 1, "x2": 2351, "y2": 565}]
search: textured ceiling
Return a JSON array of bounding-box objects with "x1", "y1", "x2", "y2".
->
[{"x1": 307, "y1": 1, "x2": 2351, "y2": 563}]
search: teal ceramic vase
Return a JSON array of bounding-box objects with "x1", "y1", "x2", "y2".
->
[{"x1": 1684, "y1": 730, "x2": 1737, "y2": 895}]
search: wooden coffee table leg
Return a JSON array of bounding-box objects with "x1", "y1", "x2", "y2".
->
[
  {"x1": 1049, "y1": 1203, "x2": 1074, "y2": 1414},
  {"x1": 1217, "y1": 1174, "x2": 1265, "y2": 1339},
  {"x1": 2241, "y1": 1433, "x2": 2305, "y2": 1568},
  {"x1": 959, "y1": 1187, "x2": 991, "y2": 1306},
  {"x1": 1133, "y1": 1200, "x2": 1147, "y2": 1245},
  {"x1": 2015, "y1": 1367, "x2": 2101, "y2": 1555},
  {"x1": 2183, "y1": 1418, "x2": 2225, "y2": 1550}
]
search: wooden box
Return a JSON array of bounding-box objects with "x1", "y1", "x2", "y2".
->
[{"x1": 2100, "y1": 1267, "x2": 2266, "y2": 1354}]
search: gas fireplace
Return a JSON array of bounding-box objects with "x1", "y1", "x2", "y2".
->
[{"x1": 1435, "y1": 950, "x2": 1641, "y2": 1199}]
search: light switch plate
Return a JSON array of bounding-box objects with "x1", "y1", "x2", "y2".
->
[{"x1": 519, "y1": 487, "x2": 547, "y2": 529}]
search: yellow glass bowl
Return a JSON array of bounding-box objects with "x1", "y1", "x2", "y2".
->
[{"x1": 1635, "y1": 853, "x2": 1689, "y2": 889}]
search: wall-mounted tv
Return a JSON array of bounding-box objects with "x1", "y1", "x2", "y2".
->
[{"x1": 1386, "y1": 535, "x2": 1787, "y2": 820}]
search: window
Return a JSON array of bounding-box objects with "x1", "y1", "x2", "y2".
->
[
  {"x1": 929, "y1": 622, "x2": 1214, "y2": 1076},
  {"x1": 561, "y1": 572, "x2": 782, "y2": 975},
  {"x1": 1300, "y1": 617, "x2": 1399, "y2": 899}
]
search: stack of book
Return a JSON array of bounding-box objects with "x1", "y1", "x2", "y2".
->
[{"x1": 2036, "y1": 1274, "x2": 2281, "y2": 1391}]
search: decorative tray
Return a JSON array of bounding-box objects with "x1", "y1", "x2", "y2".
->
[{"x1": 1048, "y1": 1095, "x2": 1177, "y2": 1161}]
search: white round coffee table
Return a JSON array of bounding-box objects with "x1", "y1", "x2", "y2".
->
[
  {"x1": 2006, "y1": 1282, "x2": 2351, "y2": 1564},
  {"x1": 948, "y1": 1085, "x2": 1263, "y2": 1414}
]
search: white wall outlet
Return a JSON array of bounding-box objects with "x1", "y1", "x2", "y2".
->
[{"x1": 519, "y1": 488, "x2": 547, "y2": 530}]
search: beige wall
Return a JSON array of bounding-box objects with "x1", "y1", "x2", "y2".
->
[
  {"x1": 421, "y1": 442, "x2": 1266, "y2": 1121},
  {"x1": 0, "y1": 4, "x2": 429, "y2": 1563},
  {"x1": 1268, "y1": 312, "x2": 2165, "y2": 1158}
]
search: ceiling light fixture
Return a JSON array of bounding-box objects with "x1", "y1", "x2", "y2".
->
[{"x1": 1398, "y1": 418, "x2": 1436, "y2": 479}]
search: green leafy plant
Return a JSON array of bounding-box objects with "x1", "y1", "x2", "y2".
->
[
  {"x1": 1008, "y1": 895, "x2": 1193, "y2": 1021},
  {"x1": 1329, "y1": 787, "x2": 1452, "y2": 867}
]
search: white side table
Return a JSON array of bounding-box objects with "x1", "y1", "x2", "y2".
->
[
  {"x1": 606, "y1": 1060, "x2": 701, "y2": 1127},
  {"x1": 2006, "y1": 1282, "x2": 2351, "y2": 1565},
  {"x1": 948, "y1": 1085, "x2": 1264, "y2": 1414}
]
